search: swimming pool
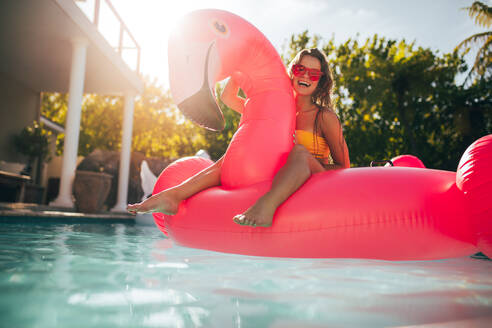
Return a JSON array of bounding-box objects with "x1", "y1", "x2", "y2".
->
[{"x1": 1, "y1": 218, "x2": 491, "y2": 327}]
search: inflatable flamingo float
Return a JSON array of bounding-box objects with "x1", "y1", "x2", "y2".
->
[{"x1": 152, "y1": 9, "x2": 492, "y2": 260}]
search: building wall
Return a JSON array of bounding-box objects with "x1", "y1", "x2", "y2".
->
[{"x1": 0, "y1": 72, "x2": 39, "y2": 164}]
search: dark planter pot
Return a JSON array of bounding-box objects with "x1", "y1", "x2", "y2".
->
[
  {"x1": 24, "y1": 184, "x2": 45, "y2": 204},
  {"x1": 73, "y1": 171, "x2": 112, "y2": 213}
]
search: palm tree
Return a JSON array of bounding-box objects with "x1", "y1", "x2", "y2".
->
[{"x1": 456, "y1": 1, "x2": 492, "y2": 83}]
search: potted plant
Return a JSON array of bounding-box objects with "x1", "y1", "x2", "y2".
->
[
  {"x1": 12, "y1": 120, "x2": 51, "y2": 203},
  {"x1": 73, "y1": 149, "x2": 113, "y2": 213},
  {"x1": 73, "y1": 169, "x2": 112, "y2": 213}
]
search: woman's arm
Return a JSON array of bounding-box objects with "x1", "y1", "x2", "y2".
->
[
  {"x1": 320, "y1": 110, "x2": 350, "y2": 169},
  {"x1": 221, "y1": 76, "x2": 245, "y2": 114}
]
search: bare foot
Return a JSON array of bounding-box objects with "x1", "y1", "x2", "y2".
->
[
  {"x1": 127, "y1": 190, "x2": 179, "y2": 215},
  {"x1": 232, "y1": 195, "x2": 277, "y2": 227}
]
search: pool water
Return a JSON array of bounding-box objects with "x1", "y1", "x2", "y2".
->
[{"x1": 1, "y1": 220, "x2": 491, "y2": 328}]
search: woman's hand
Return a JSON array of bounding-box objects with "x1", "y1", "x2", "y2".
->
[{"x1": 221, "y1": 73, "x2": 246, "y2": 114}]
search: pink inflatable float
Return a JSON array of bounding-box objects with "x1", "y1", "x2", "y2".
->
[{"x1": 154, "y1": 9, "x2": 492, "y2": 260}]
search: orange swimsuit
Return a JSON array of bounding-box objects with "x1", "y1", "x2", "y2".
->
[{"x1": 295, "y1": 129, "x2": 331, "y2": 162}]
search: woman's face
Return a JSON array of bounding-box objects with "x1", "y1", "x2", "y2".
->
[{"x1": 292, "y1": 55, "x2": 322, "y2": 97}]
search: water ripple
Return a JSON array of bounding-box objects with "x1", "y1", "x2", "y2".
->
[{"x1": 0, "y1": 221, "x2": 491, "y2": 328}]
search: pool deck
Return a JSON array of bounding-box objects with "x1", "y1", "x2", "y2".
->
[{"x1": 0, "y1": 202, "x2": 135, "y2": 221}]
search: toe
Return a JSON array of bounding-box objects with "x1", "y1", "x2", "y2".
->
[
  {"x1": 233, "y1": 215, "x2": 245, "y2": 225},
  {"x1": 244, "y1": 219, "x2": 255, "y2": 226}
]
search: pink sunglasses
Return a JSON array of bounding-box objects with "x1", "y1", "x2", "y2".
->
[{"x1": 291, "y1": 64, "x2": 324, "y2": 81}]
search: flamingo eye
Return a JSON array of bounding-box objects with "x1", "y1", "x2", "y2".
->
[
  {"x1": 214, "y1": 21, "x2": 226, "y2": 33},
  {"x1": 211, "y1": 19, "x2": 229, "y2": 38}
]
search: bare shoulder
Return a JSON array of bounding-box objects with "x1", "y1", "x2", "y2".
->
[{"x1": 318, "y1": 107, "x2": 341, "y2": 129}]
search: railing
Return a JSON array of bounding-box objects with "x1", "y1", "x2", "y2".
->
[{"x1": 75, "y1": 0, "x2": 141, "y2": 74}]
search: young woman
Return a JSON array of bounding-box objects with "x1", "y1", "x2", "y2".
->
[{"x1": 127, "y1": 48, "x2": 350, "y2": 227}]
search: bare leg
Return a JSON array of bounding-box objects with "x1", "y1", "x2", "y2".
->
[
  {"x1": 127, "y1": 157, "x2": 223, "y2": 215},
  {"x1": 233, "y1": 145, "x2": 325, "y2": 227}
]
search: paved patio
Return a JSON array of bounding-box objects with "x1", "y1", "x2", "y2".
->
[{"x1": 0, "y1": 202, "x2": 134, "y2": 221}]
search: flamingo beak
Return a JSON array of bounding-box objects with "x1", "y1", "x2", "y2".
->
[{"x1": 169, "y1": 40, "x2": 225, "y2": 131}]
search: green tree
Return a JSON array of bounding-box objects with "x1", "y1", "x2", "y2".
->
[
  {"x1": 13, "y1": 120, "x2": 52, "y2": 184},
  {"x1": 456, "y1": 1, "x2": 492, "y2": 82},
  {"x1": 330, "y1": 36, "x2": 471, "y2": 168},
  {"x1": 41, "y1": 79, "x2": 209, "y2": 159},
  {"x1": 131, "y1": 81, "x2": 208, "y2": 159},
  {"x1": 79, "y1": 94, "x2": 123, "y2": 156},
  {"x1": 285, "y1": 32, "x2": 491, "y2": 170},
  {"x1": 41, "y1": 92, "x2": 123, "y2": 156},
  {"x1": 40, "y1": 92, "x2": 68, "y2": 156},
  {"x1": 281, "y1": 30, "x2": 321, "y2": 65},
  {"x1": 202, "y1": 83, "x2": 241, "y2": 160}
]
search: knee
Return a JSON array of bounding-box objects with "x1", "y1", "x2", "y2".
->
[
  {"x1": 290, "y1": 144, "x2": 309, "y2": 156},
  {"x1": 288, "y1": 145, "x2": 311, "y2": 164}
]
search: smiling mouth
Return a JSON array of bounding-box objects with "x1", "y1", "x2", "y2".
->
[{"x1": 298, "y1": 81, "x2": 311, "y2": 87}]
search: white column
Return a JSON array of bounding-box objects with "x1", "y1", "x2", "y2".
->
[
  {"x1": 50, "y1": 39, "x2": 88, "y2": 208},
  {"x1": 111, "y1": 92, "x2": 136, "y2": 212}
]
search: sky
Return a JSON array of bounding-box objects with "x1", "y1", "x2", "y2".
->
[{"x1": 78, "y1": 0, "x2": 490, "y2": 88}]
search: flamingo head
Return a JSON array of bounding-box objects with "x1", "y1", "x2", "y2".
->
[{"x1": 168, "y1": 10, "x2": 245, "y2": 131}]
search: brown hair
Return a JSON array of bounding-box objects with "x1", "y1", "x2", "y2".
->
[
  {"x1": 289, "y1": 49, "x2": 341, "y2": 164},
  {"x1": 288, "y1": 48, "x2": 335, "y2": 109}
]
